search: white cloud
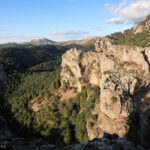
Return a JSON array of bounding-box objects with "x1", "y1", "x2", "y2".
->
[
  {"x1": 113, "y1": 26, "x2": 131, "y2": 33},
  {"x1": 105, "y1": 0, "x2": 150, "y2": 24},
  {"x1": 106, "y1": 18, "x2": 126, "y2": 24},
  {"x1": 48, "y1": 30, "x2": 92, "y2": 41},
  {"x1": 105, "y1": 1, "x2": 127, "y2": 14},
  {"x1": 0, "y1": 34, "x2": 39, "y2": 44},
  {"x1": 0, "y1": 28, "x2": 10, "y2": 32},
  {"x1": 0, "y1": 30, "x2": 92, "y2": 44}
]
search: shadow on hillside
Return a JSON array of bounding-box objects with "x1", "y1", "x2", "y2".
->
[
  {"x1": 1, "y1": 79, "x2": 150, "y2": 148},
  {"x1": 126, "y1": 80, "x2": 150, "y2": 148},
  {"x1": 8, "y1": 118, "x2": 65, "y2": 145}
]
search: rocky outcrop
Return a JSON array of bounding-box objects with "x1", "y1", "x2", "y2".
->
[
  {"x1": 132, "y1": 15, "x2": 150, "y2": 34},
  {"x1": 63, "y1": 133, "x2": 145, "y2": 150},
  {"x1": 61, "y1": 38, "x2": 150, "y2": 148},
  {"x1": 61, "y1": 48, "x2": 101, "y2": 91},
  {"x1": 0, "y1": 117, "x2": 145, "y2": 150}
]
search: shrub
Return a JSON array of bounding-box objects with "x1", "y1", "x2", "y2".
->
[
  {"x1": 89, "y1": 114, "x2": 98, "y2": 121},
  {"x1": 73, "y1": 87, "x2": 77, "y2": 93},
  {"x1": 62, "y1": 80, "x2": 68, "y2": 91},
  {"x1": 64, "y1": 65, "x2": 71, "y2": 72},
  {"x1": 88, "y1": 122, "x2": 94, "y2": 129},
  {"x1": 45, "y1": 92, "x2": 50, "y2": 100},
  {"x1": 111, "y1": 96, "x2": 117, "y2": 102}
]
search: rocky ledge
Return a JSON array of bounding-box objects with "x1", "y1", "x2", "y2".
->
[
  {"x1": 61, "y1": 38, "x2": 150, "y2": 148},
  {"x1": 0, "y1": 115, "x2": 146, "y2": 150}
]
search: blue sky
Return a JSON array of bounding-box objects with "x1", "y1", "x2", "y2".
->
[{"x1": 0, "y1": 0, "x2": 150, "y2": 43}]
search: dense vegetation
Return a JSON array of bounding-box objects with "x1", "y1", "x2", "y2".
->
[
  {"x1": 0, "y1": 43, "x2": 99, "y2": 145},
  {"x1": 65, "y1": 43, "x2": 95, "y2": 52},
  {"x1": 34, "y1": 85, "x2": 100, "y2": 145},
  {"x1": 108, "y1": 28, "x2": 150, "y2": 47}
]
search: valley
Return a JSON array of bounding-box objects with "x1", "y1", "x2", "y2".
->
[{"x1": 1, "y1": 15, "x2": 150, "y2": 150}]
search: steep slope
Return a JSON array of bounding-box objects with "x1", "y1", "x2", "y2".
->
[
  {"x1": 61, "y1": 38, "x2": 150, "y2": 148},
  {"x1": 0, "y1": 117, "x2": 146, "y2": 150},
  {"x1": 132, "y1": 15, "x2": 150, "y2": 34},
  {"x1": 108, "y1": 14, "x2": 150, "y2": 47},
  {"x1": 59, "y1": 37, "x2": 98, "y2": 46},
  {"x1": 0, "y1": 54, "x2": 145, "y2": 149}
]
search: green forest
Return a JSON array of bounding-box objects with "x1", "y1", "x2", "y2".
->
[
  {"x1": 1, "y1": 24, "x2": 150, "y2": 145},
  {"x1": 108, "y1": 28, "x2": 150, "y2": 47},
  {"x1": 0, "y1": 43, "x2": 98, "y2": 145}
]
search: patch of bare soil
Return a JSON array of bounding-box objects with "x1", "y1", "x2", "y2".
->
[
  {"x1": 30, "y1": 88, "x2": 78, "y2": 112},
  {"x1": 60, "y1": 89, "x2": 78, "y2": 102},
  {"x1": 30, "y1": 97, "x2": 50, "y2": 112}
]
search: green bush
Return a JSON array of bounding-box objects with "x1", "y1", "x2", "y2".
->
[
  {"x1": 1, "y1": 43, "x2": 101, "y2": 145},
  {"x1": 111, "y1": 96, "x2": 117, "y2": 102},
  {"x1": 88, "y1": 121, "x2": 94, "y2": 129},
  {"x1": 90, "y1": 114, "x2": 98, "y2": 121},
  {"x1": 62, "y1": 80, "x2": 68, "y2": 91}
]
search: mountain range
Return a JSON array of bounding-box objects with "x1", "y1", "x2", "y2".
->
[
  {"x1": 1, "y1": 15, "x2": 150, "y2": 150},
  {"x1": 0, "y1": 37, "x2": 98, "y2": 48}
]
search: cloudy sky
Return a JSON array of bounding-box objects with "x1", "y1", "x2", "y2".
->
[{"x1": 0, "y1": 0, "x2": 150, "y2": 43}]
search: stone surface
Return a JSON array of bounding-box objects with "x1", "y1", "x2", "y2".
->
[
  {"x1": 61, "y1": 37, "x2": 150, "y2": 148},
  {"x1": 0, "y1": 118, "x2": 146, "y2": 150},
  {"x1": 62, "y1": 136, "x2": 145, "y2": 150},
  {"x1": 132, "y1": 15, "x2": 150, "y2": 34},
  {"x1": 1, "y1": 35, "x2": 150, "y2": 149}
]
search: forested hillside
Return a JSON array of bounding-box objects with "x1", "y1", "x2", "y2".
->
[
  {"x1": 107, "y1": 15, "x2": 150, "y2": 47},
  {"x1": 0, "y1": 44, "x2": 98, "y2": 145},
  {"x1": 108, "y1": 30, "x2": 150, "y2": 47}
]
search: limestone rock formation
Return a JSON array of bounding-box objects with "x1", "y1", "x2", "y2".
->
[
  {"x1": 61, "y1": 38, "x2": 150, "y2": 148},
  {"x1": 132, "y1": 15, "x2": 150, "y2": 34},
  {"x1": 61, "y1": 48, "x2": 101, "y2": 91},
  {"x1": 95, "y1": 37, "x2": 112, "y2": 52}
]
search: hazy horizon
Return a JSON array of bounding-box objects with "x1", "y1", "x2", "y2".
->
[{"x1": 0, "y1": 0, "x2": 150, "y2": 44}]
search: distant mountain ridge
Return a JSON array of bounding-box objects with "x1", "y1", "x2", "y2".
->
[
  {"x1": 30, "y1": 37, "x2": 98, "y2": 46},
  {"x1": 0, "y1": 42, "x2": 18, "y2": 48},
  {"x1": 0, "y1": 37, "x2": 99, "y2": 48},
  {"x1": 30, "y1": 38, "x2": 56, "y2": 45},
  {"x1": 58, "y1": 37, "x2": 98, "y2": 46}
]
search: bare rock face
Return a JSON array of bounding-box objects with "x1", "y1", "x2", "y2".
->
[
  {"x1": 132, "y1": 15, "x2": 150, "y2": 34},
  {"x1": 61, "y1": 48, "x2": 101, "y2": 92},
  {"x1": 63, "y1": 134, "x2": 145, "y2": 150},
  {"x1": 61, "y1": 48, "x2": 83, "y2": 91},
  {"x1": 61, "y1": 38, "x2": 150, "y2": 148},
  {"x1": 95, "y1": 37, "x2": 112, "y2": 52}
]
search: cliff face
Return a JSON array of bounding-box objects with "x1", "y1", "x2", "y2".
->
[
  {"x1": 132, "y1": 15, "x2": 150, "y2": 34},
  {"x1": 61, "y1": 38, "x2": 150, "y2": 147},
  {"x1": 61, "y1": 49, "x2": 101, "y2": 91}
]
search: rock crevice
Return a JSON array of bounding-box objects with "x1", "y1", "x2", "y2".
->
[{"x1": 61, "y1": 38, "x2": 150, "y2": 147}]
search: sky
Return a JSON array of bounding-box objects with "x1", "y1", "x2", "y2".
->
[{"x1": 0, "y1": 0, "x2": 150, "y2": 43}]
